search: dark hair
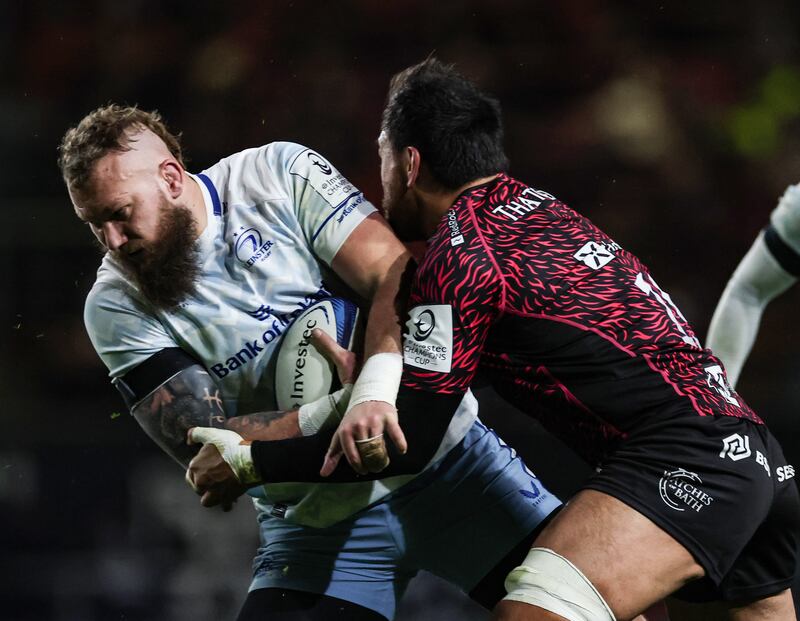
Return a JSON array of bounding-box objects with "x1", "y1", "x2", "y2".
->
[
  {"x1": 58, "y1": 104, "x2": 184, "y2": 193},
  {"x1": 382, "y1": 57, "x2": 509, "y2": 189}
]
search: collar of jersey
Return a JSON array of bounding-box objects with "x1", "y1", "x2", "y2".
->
[
  {"x1": 451, "y1": 172, "x2": 506, "y2": 208},
  {"x1": 188, "y1": 172, "x2": 220, "y2": 256}
]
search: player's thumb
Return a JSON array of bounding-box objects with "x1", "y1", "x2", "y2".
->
[
  {"x1": 308, "y1": 328, "x2": 343, "y2": 361},
  {"x1": 309, "y1": 328, "x2": 356, "y2": 384}
]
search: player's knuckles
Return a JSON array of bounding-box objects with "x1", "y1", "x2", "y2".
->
[
  {"x1": 367, "y1": 414, "x2": 386, "y2": 426},
  {"x1": 341, "y1": 423, "x2": 365, "y2": 438},
  {"x1": 353, "y1": 419, "x2": 372, "y2": 433}
]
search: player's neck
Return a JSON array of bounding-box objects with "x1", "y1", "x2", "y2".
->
[
  {"x1": 185, "y1": 174, "x2": 209, "y2": 238},
  {"x1": 419, "y1": 174, "x2": 500, "y2": 236}
]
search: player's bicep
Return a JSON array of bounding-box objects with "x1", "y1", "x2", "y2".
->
[
  {"x1": 331, "y1": 212, "x2": 411, "y2": 300},
  {"x1": 117, "y1": 349, "x2": 227, "y2": 467},
  {"x1": 731, "y1": 231, "x2": 797, "y2": 303}
]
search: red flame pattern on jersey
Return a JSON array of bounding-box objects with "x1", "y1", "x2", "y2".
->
[{"x1": 402, "y1": 174, "x2": 760, "y2": 461}]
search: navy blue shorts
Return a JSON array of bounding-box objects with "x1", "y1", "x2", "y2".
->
[
  {"x1": 587, "y1": 415, "x2": 799, "y2": 601},
  {"x1": 250, "y1": 420, "x2": 561, "y2": 619}
]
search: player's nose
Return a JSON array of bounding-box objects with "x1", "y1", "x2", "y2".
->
[{"x1": 101, "y1": 221, "x2": 128, "y2": 251}]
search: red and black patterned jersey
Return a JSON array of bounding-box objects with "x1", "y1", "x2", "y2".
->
[{"x1": 401, "y1": 173, "x2": 760, "y2": 465}]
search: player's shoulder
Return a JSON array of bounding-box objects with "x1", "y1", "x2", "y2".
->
[
  {"x1": 199, "y1": 142, "x2": 327, "y2": 200},
  {"x1": 209, "y1": 141, "x2": 322, "y2": 170},
  {"x1": 468, "y1": 173, "x2": 562, "y2": 222},
  {"x1": 85, "y1": 257, "x2": 147, "y2": 318}
]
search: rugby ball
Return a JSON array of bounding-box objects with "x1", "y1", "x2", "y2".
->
[{"x1": 275, "y1": 297, "x2": 360, "y2": 411}]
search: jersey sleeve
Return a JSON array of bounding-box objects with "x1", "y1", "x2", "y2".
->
[
  {"x1": 706, "y1": 232, "x2": 796, "y2": 387},
  {"x1": 267, "y1": 142, "x2": 377, "y2": 265},
  {"x1": 769, "y1": 183, "x2": 800, "y2": 263},
  {"x1": 401, "y1": 222, "x2": 504, "y2": 395},
  {"x1": 84, "y1": 280, "x2": 177, "y2": 378}
]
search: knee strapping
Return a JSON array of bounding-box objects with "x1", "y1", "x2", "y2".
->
[{"x1": 503, "y1": 547, "x2": 616, "y2": 621}]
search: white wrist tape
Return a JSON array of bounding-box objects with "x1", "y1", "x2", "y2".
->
[
  {"x1": 188, "y1": 427, "x2": 259, "y2": 485},
  {"x1": 503, "y1": 547, "x2": 615, "y2": 621},
  {"x1": 298, "y1": 384, "x2": 353, "y2": 436},
  {"x1": 346, "y1": 352, "x2": 403, "y2": 412}
]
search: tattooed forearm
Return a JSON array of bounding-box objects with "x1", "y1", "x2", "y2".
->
[
  {"x1": 225, "y1": 409, "x2": 302, "y2": 441},
  {"x1": 132, "y1": 366, "x2": 227, "y2": 467}
]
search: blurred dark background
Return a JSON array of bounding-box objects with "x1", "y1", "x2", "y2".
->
[{"x1": 3, "y1": 1, "x2": 800, "y2": 619}]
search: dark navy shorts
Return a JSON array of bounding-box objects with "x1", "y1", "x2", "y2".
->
[{"x1": 587, "y1": 414, "x2": 799, "y2": 602}]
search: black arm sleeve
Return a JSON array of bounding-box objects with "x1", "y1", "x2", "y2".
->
[
  {"x1": 250, "y1": 386, "x2": 464, "y2": 483},
  {"x1": 113, "y1": 348, "x2": 202, "y2": 411},
  {"x1": 764, "y1": 224, "x2": 800, "y2": 276}
]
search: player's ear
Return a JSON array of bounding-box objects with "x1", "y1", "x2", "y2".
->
[
  {"x1": 405, "y1": 146, "x2": 421, "y2": 188},
  {"x1": 160, "y1": 159, "x2": 184, "y2": 199}
]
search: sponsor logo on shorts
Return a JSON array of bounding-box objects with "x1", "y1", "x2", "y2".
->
[
  {"x1": 658, "y1": 468, "x2": 714, "y2": 513},
  {"x1": 574, "y1": 240, "x2": 616, "y2": 270},
  {"x1": 519, "y1": 480, "x2": 542, "y2": 502},
  {"x1": 756, "y1": 450, "x2": 771, "y2": 476},
  {"x1": 777, "y1": 465, "x2": 795, "y2": 482},
  {"x1": 719, "y1": 433, "x2": 752, "y2": 461}
]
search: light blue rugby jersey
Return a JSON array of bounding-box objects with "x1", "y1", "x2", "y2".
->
[{"x1": 84, "y1": 142, "x2": 477, "y2": 527}]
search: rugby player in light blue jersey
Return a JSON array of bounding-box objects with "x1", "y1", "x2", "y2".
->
[{"x1": 59, "y1": 105, "x2": 561, "y2": 621}]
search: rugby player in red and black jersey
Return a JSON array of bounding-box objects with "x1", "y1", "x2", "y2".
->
[
  {"x1": 187, "y1": 60, "x2": 798, "y2": 620},
  {"x1": 364, "y1": 59, "x2": 798, "y2": 621}
]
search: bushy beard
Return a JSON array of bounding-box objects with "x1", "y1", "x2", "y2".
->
[{"x1": 116, "y1": 203, "x2": 201, "y2": 312}]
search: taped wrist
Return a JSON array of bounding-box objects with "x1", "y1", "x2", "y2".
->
[
  {"x1": 189, "y1": 427, "x2": 260, "y2": 486},
  {"x1": 298, "y1": 385, "x2": 353, "y2": 436},
  {"x1": 346, "y1": 352, "x2": 403, "y2": 412}
]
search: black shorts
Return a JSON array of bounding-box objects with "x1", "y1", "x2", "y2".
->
[{"x1": 586, "y1": 414, "x2": 800, "y2": 602}]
